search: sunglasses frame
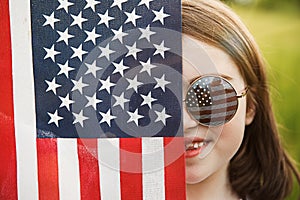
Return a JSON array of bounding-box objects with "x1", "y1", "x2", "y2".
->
[{"x1": 184, "y1": 75, "x2": 248, "y2": 127}]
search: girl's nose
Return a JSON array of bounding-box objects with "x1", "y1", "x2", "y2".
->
[{"x1": 183, "y1": 103, "x2": 199, "y2": 131}]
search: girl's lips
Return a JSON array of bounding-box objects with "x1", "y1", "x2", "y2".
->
[{"x1": 184, "y1": 137, "x2": 209, "y2": 158}]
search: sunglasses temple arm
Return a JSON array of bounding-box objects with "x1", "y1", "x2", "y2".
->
[{"x1": 236, "y1": 87, "x2": 248, "y2": 98}]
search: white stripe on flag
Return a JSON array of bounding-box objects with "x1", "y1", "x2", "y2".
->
[
  {"x1": 57, "y1": 139, "x2": 81, "y2": 200},
  {"x1": 10, "y1": 0, "x2": 39, "y2": 199},
  {"x1": 98, "y1": 139, "x2": 121, "y2": 200},
  {"x1": 142, "y1": 138, "x2": 165, "y2": 200}
]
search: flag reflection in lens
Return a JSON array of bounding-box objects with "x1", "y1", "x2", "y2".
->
[{"x1": 185, "y1": 76, "x2": 238, "y2": 127}]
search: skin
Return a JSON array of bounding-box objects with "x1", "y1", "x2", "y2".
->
[{"x1": 182, "y1": 34, "x2": 255, "y2": 200}]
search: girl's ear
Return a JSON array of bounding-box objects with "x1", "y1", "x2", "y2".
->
[
  {"x1": 245, "y1": 90, "x2": 256, "y2": 125},
  {"x1": 245, "y1": 106, "x2": 256, "y2": 125}
]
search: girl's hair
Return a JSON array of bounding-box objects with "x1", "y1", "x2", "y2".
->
[{"x1": 182, "y1": 0, "x2": 300, "y2": 199}]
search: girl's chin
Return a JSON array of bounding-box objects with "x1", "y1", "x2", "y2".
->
[
  {"x1": 186, "y1": 178, "x2": 205, "y2": 185},
  {"x1": 185, "y1": 170, "x2": 208, "y2": 184}
]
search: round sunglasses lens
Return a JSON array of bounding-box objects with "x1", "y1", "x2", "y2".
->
[{"x1": 185, "y1": 76, "x2": 238, "y2": 126}]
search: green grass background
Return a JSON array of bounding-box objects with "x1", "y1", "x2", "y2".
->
[{"x1": 231, "y1": 4, "x2": 300, "y2": 199}]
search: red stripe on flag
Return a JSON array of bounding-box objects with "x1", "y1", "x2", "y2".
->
[
  {"x1": 164, "y1": 137, "x2": 186, "y2": 200},
  {"x1": 120, "y1": 138, "x2": 143, "y2": 200},
  {"x1": 37, "y1": 139, "x2": 60, "y2": 200},
  {"x1": 0, "y1": 2, "x2": 18, "y2": 200},
  {"x1": 78, "y1": 139, "x2": 101, "y2": 200}
]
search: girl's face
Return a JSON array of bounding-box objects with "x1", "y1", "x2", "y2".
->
[{"x1": 182, "y1": 34, "x2": 251, "y2": 184}]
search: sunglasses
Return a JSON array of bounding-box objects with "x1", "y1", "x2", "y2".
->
[{"x1": 184, "y1": 75, "x2": 248, "y2": 127}]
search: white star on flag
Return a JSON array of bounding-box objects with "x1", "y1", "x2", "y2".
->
[
  {"x1": 85, "y1": 60, "x2": 102, "y2": 78},
  {"x1": 98, "y1": 10, "x2": 114, "y2": 27},
  {"x1": 126, "y1": 75, "x2": 143, "y2": 93},
  {"x1": 125, "y1": 8, "x2": 142, "y2": 26},
  {"x1": 57, "y1": 60, "x2": 74, "y2": 78},
  {"x1": 48, "y1": 110, "x2": 63, "y2": 127},
  {"x1": 59, "y1": 93, "x2": 75, "y2": 111},
  {"x1": 113, "y1": 93, "x2": 130, "y2": 110},
  {"x1": 45, "y1": 77, "x2": 61, "y2": 95},
  {"x1": 44, "y1": 45, "x2": 60, "y2": 62},
  {"x1": 154, "y1": 108, "x2": 171, "y2": 125},
  {"x1": 99, "y1": 109, "x2": 116, "y2": 127},
  {"x1": 84, "y1": 27, "x2": 101, "y2": 45},
  {"x1": 99, "y1": 77, "x2": 116, "y2": 94},
  {"x1": 112, "y1": 60, "x2": 129, "y2": 76},
  {"x1": 139, "y1": 26, "x2": 155, "y2": 42},
  {"x1": 85, "y1": 93, "x2": 102, "y2": 110},
  {"x1": 71, "y1": 44, "x2": 88, "y2": 62},
  {"x1": 140, "y1": 58, "x2": 156, "y2": 76},
  {"x1": 152, "y1": 7, "x2": 170, "y2": 25},
  {"x1": 140, "y1": 91, "x2": 157, "y2": 108},
  {"x1": 127, "y1": 109, "x2": 143, "y2": 126},
  {"x1": 153, "y1": 41, "x2": 170, "y2": 59},
  {"x1": 126, "y1": 42, "x2": 142, "y2": 59},
  {"x1": 57, "y1": 28, "x2": 74, "y2": 45},
  {"x1": 43, "y1": 12, "x2": 60, "y2": 29},
  {"x1": 71, "y1": 77, "x2": 88, "y2": 94},
  {"x1": 112, "y1": 27, "x2": 128, "y2": 43},
  {"x1": 138, "y1": 0, "x2": 153, "y2": 9},
  {"x1": 70, "y1": 11, "x2": 87, "y2": 29},
  {"x1": 154, "y1": 74, "x2": 170, "y2": 92},
  {"x1": 73, "y1": 110, "x2": 89, "y2": 127},
  {"x1": 57, "y1": 0, "x2": 73, "y2": 12},
  {"x1": 84, "y1": 0, "x2": 100, "y2": 12},
  {"x1": 111, "y1": 0, "x2": 127, "y2": 9},
  {"x1": 98, "y1": 43, "x2": 115, "y2": 61}
]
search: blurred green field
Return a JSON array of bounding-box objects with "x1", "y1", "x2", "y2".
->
[{"x1": 231, "y1": 5, "x2": 300, "y2": 198}]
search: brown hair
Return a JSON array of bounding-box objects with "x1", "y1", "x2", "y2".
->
[{"x1": 182, "y1": 0, "x2": 300, "y2": 199}]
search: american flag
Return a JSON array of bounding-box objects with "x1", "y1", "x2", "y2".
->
[{"x1": 0, "y1": 0, "x2": 185, "y2": 199}]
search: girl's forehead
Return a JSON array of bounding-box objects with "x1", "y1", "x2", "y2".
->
[{"x1": 182, "y1": 35, "x2": 245, "y2": 87}]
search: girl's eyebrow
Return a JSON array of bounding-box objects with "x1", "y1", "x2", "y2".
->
[{"x1": 188, "y1": 74, "x2": 233, "y2": 84}]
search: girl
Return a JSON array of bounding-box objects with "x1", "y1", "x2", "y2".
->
[{"x1": 181, "y1": 0, "x2": 300, "y2": 199}]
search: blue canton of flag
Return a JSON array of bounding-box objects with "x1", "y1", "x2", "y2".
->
[{"x1": 31, "y1": 0, "x2": 182, "y2": 138}]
